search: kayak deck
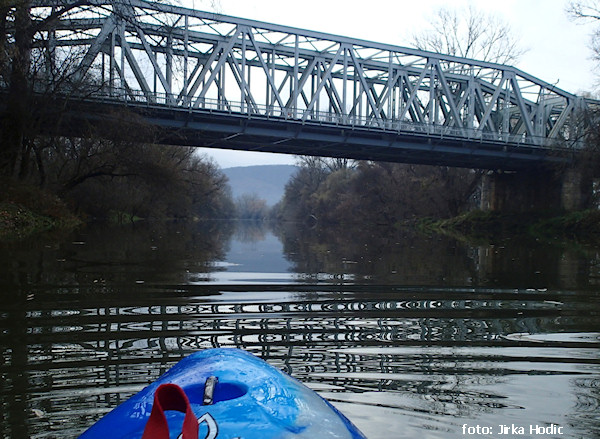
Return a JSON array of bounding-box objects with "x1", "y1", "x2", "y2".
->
[{"x1": 79, "y1": 348, "x2": 366, "y2": 439}]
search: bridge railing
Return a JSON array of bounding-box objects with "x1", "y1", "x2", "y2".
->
[{"x1": 86, "y1": 87, "x2": 566, "y2": 150}]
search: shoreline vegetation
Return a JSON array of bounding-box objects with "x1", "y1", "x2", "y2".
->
[
  {"x1": 3, "y1": 178, "x2": 600, "y2": 245},
  {"x1": 2, "y1": 1, "x2": 600, "y2": 251},
  {"x1": 0, "y1": 179, "x2": 81, "y2": 240}
]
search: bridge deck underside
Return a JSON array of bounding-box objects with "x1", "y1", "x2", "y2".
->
[{"x1": 68, "y1": 102, "x2": 569, "y2": 170}]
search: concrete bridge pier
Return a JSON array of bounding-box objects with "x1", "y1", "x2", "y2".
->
[{"x1": 480, "y1": 167, "x2": 591, "y2": 212}]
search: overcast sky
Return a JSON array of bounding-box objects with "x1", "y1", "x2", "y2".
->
[{"x1": 192, "y1": 0, "x2": 598, "y2": 168}]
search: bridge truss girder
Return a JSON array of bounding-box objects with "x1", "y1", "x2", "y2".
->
[{"x1": 28, "y1": 0, "x2": 593, "y2": 155}]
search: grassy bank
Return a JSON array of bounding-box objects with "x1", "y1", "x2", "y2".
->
[
  {"x1": 0, "y1": 179, "x2": 81, "y2": 240},
  {"x1": 420, "y1": 209, "x2": 600, "y2": 244}
]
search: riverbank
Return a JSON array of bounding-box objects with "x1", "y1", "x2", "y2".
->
[
  {"x1": 0, "y1": 179, "x2": 81, "y2": 240},
  {"x1": 420, "y1": 209, "x2": 600, "y2": 244},
  {"x1": 3, "y1": 177, "x2": 600, "y2": 245}
]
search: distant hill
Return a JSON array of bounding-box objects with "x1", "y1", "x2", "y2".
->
[{"x1": 223, "y1": 165, "x2": 298, "y2": 206}]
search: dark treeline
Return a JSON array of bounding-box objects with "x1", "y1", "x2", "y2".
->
[
  {"x1": 0, "y1": 0, "x2": 235, "y2": 223},
  {"x1": 35, "y1": 108, "x2": 235, "y2": 220},
  {"x1": 274, "y1": 157, "x2": 480, "y2": 226},
  {"x1": 0, "y1": 101, "x2": 235, "y2": 221}
]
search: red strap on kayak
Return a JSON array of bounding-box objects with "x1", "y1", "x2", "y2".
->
[{"x1": 141, "y1": 383, "x2": 199, "y2": 439}]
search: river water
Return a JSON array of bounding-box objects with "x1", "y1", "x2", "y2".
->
[{"x1": 1, "y1": 220, "x2": 599, "y2": 438}]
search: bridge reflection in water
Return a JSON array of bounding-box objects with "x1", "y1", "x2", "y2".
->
[{"x1": 2, "y1": 283, "x2": 599, "y2": 438}]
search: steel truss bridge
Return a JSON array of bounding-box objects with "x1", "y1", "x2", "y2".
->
[{"x1": 25, "y1": 0, "x2": 598, "y2": 169}]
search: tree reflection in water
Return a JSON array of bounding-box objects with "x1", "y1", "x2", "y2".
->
[
  {"x1": 276, "y1": 221, "x2": 600, "y2": 289},
  {"x1": 0, "y1": 220, "x2": 599, "y2": 438}
]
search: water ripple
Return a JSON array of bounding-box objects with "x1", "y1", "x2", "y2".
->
[{"x1": 1, "y1": 285, "x2": 599, "y2": 438}]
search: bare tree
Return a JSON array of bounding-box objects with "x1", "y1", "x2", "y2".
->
[
  {"x1": 1, "y1": 0, "x2": 99, "y2": 179},
  {"x1": 411, "y1": 5, "x2": 525, "y2": 64},
  {"x1": 567, "y1": 0, "x2": 600, "y2": 63},
  {"x1": 404, "y1": 5, "x2": 526, "y2": 218},
  {"x1": 1, "y1": 0, "x2": 223, "y2": 180},
  {"x1": 295, "y1": 156, "x2": 356, "y2": 173},
  {"x1": 568, "y1": 0, "x2": 600, "y2": 19},
  {"x1": 1, "y1": 0, "x2": 236, "y2": 220}
]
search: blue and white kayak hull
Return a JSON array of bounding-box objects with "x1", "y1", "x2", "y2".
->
[{"x1": 79, "y1": 348, "x2": 366, "y2": 439}]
